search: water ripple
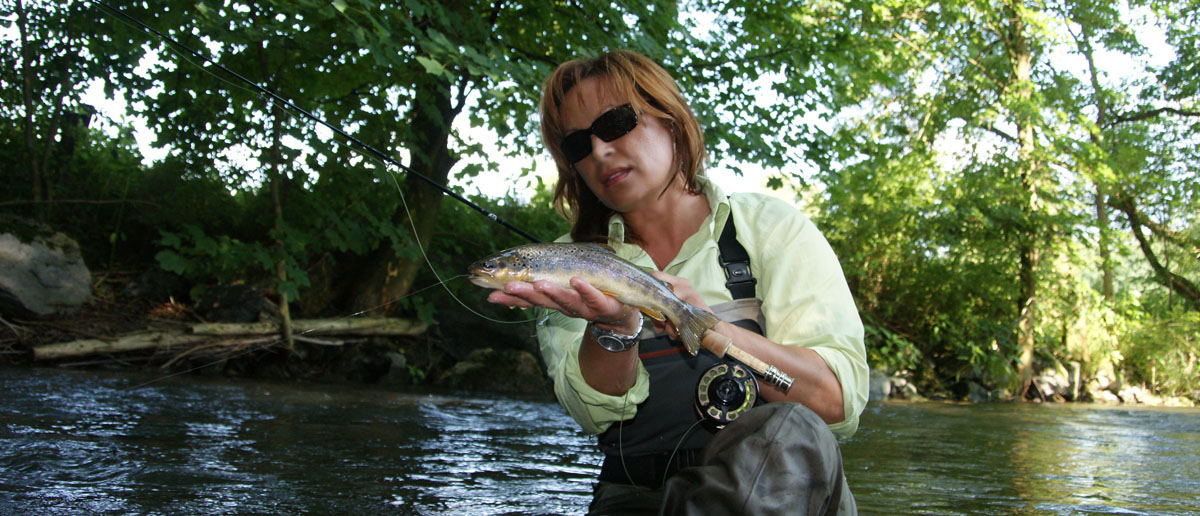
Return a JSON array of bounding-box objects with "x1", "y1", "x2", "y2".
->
[{"x1": 3, "y1": 368, "x2": 1196, "y2": 515}]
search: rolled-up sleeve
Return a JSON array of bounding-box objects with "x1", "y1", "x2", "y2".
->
[
  {"x1": 744, "y1": 197, "x2": 869, "y2": 439},
  {"x1": 534, "y1": 307, "x2": 651, "y2": 434}
]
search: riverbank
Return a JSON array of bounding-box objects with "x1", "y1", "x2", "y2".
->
[
  {"x1": 3, "y1": 276, "x2": 1194, "y2": 408},
  {"x1": 0, "y1": 283, "x2": 552, "y2": 397},
  {"x1": 869, "y1": 367, "x2": 1197, "y2": 408}
]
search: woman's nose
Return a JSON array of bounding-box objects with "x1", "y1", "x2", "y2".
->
[{"x1": 590, "y1": 134, "x2": 617, "y2": 159}]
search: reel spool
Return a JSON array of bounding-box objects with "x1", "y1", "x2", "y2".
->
[{"x1": 695, "y1": 362, "x2": 758, "y2": 428}]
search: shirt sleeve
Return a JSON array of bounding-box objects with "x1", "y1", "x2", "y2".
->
[
  {"x1": 744, "y1": 196, "x2": 870, "y2": 439},
  {"x1": 534, "y1": 307, "x2": 651, "y2": 434}
]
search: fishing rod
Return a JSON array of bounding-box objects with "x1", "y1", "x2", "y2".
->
[{"x1": 90, "y1": 0, "x2": 542, "y2": 244}]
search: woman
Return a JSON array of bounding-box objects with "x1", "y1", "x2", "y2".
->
[{"x1": 485, "y1": 50, "x2": 868, "y2": 515}]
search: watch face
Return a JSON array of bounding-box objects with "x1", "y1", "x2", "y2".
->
[{"x1": 597, "y1": 333, "x2": 634, "y2": 352}]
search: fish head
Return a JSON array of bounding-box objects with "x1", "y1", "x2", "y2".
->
[{"x1": 467, "y1": 246, "x2": 539, "y2": 289}]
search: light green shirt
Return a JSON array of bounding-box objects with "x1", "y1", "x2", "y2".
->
[{"x1": 535, "y1": 177, "x2": 869, "y2": 439}]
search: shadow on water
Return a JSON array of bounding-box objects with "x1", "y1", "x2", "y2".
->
[{"x1": 3, "y1": 367, "x2": 1198, "y2": 515}]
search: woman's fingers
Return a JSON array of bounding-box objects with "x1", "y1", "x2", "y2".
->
[
  {"x1": 485, "y1": 278, "x2": 632, "y2": 324},
  {"x1": 486, "y1": 289, "x2": 534, "y2": 308},
  {"x1": 648, "y1": 270, "x2": 711, "y2": 312},
  {"x1": 569, "y1": 278, "x2": 634, "y2": 324}
]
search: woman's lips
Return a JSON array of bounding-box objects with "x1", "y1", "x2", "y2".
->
[{"x1": 602, "y1": 168, "x2": 631, "y2": 187}]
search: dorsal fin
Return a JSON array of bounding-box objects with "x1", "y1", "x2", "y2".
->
[{"x1": 578, "y1": 242, "x2": 616, "y2": 254}]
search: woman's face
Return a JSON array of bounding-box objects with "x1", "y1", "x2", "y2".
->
[{"x1": 559, "y1": 77, "x2": 676, "y2": 214}]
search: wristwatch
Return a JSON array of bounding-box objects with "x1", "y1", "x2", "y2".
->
[{"x1": 590, "y1": 312, "x2": 644, "y2": 352}]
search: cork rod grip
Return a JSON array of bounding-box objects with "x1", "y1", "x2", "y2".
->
[{"x1": 699, "y1": 330, "x2": 794, "y2": 392}]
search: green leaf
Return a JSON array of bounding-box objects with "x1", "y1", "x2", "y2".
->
[
  {"x1": 415, "y1": 55, "x2": 446, "y2": 76},
  {"x1": 155, "y1": 250, "x2": 189, "y2": 275}
]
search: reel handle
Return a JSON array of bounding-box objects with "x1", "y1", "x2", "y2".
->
[{"x1": 700, "y1": 330, "x2": 794, "y2": 392}]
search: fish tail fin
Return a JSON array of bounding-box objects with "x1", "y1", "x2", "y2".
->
[{"x1": 679, "y1": 305, "x2": 721, "y2": 355}]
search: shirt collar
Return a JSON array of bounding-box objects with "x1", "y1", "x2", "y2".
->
[{"x1": 604, "y1": 176, "x2": 732, "y2": 260}]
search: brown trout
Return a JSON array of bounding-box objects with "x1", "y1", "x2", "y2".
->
[{"x1": 468, "y1": 242, "x2": 721, "y2": 355}]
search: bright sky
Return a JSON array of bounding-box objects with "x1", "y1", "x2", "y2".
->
[{"x1": 70, "y1": 5, "x2": 1174, "y2": 213}]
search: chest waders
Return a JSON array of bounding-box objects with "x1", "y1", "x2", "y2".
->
[{"x1": 597, "y1": 214, "x2": 768, "y2": 488}]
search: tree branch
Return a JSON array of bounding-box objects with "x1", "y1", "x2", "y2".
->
[
  {"x1": 1112, "y1": 191, "x2": 1200, "y2": 307},
  {"x1": 0, "y1": 199, "x2": 161, "y2": 208},
  {"x1": 1107, "y1": 190, "x2": 1200, "y2": 259},
  {"x1": 689, "y1": 44, "x2": 806, "y2": 70},
  {"x1": 1109, "y1": 106, "x2": 1200, "y2": 126},
  {"x1": 984, "y1": 123, "x2": 1018, "y2": 144}
]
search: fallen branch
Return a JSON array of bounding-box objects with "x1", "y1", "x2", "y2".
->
[
  {"x1": 191, "y1": 318, "x2": 427, "y2": 337},
  {"x1": 31, "y1": 317, "x2": 428, "y2": 361},
  {"x1": 293, "y1": 335, "x2": 344, "y2": 346},
  {"x1": 33, "y1": 332, "x2": 209, "y2": 360}
]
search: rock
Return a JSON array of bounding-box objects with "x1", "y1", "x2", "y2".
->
[
  {"x1": 194, "y1": 284, "x2": 280, "y2": 323},
  {"x1": 1092, "y1": 363, "x2": 1120, "y2": 392},
  {"x1": 1087, "y1": 367, "x2": 1122, "y2": 402},
  {"x1": 1117, "y1": 385, "x2": 1164, "y2": 405},
  {"x1": 968, "y1": 381, "x2": 992, "y2": 403},
  {"x1": 869, "y1": 369, "x2": 891, "y2": 401},
  {"x1": 1033, "y1": 368, "x2": 1071, "y2": 401},
  {"x1": 0, "y1": 224, "x2": 93, "y2": 318},
  {"x1": 1093, "y1": 390, "x2": 1121, "y2": 404},
  {"x1": 1162, "y1": 396, "x2": 1196, "y2": 408},
  {"x1": 122, "y1": 267, "x2": 187, "y2": 302},
  {"x1": 379, "y1": 351, "x2": 412, "y2": 385},
  {"x1": 888, "y1": 375, "x2": 922, "y2": 400},
  {"x1": 436, "y1": 348, "x2": 549, "y2": 394}
]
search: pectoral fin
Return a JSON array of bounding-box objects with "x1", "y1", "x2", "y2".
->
[{"x1": 637, "y1": 307, "x2": 666, "y2": 321}]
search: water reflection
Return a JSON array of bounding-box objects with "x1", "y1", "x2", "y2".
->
[
  {"x1": 841, "y1": 402, "x2": 1200, "y2": 515},
  {"x1": 2, "y1": 367, "x2": 1197, "y2": 515}
]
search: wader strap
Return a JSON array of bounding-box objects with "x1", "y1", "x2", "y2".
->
[
  {"x1": 718, "y1": 213, "x2": 762, "y2": 335},
  {"x1": 718, "y1": 215, "x2": 756, "y2": 301}
]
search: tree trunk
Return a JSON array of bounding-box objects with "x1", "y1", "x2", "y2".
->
[
  {"x1": 1007, "y1": 0, "x2": 1040, "y2": 398},
  {"x1": 1075, "y1": 18, "x2": 1115, "y2": 301},
  {"x1": 345, "y1": 77, "x2": 462, "y2": 315},
  {"x1": 1096, "y1": 184, "x2": 1113, "y2": 300},
  {"x1": 260, "y1": 41, "x2": 294, "y2": 348},
  {"x1": 15, "y1": 0, "x2": 42, "y2": 219}
]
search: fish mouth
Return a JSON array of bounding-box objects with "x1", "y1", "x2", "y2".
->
[{"x1": 469, "y1": 274, "x2": 499, "y2": 289}]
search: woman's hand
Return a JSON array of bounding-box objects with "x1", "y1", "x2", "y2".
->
[
  {"x1": 486, "y1": 278, "x2": 640, "y2": 334},
  {"x1": 646, "y1": 270, "x2": 711, "y2": 339}
]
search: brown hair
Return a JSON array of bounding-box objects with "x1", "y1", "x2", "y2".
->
[{"x1": 540, "y1": 50, "x2": 707, "y2": 243}]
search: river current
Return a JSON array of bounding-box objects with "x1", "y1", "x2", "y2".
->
[{"x1": 2, "y1": 367, "x2": 1197, "y2": 515}]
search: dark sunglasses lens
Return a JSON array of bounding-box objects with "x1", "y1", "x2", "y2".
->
[
  {"x1": 592, "y1": 106, "x2": 638, "y2": 142},
  {"x1": 562, "y1": 132, "x2": 592, "y2": 163},
  {"x1": 561, "y1": 104, "x2": 638, "y2": 163}
]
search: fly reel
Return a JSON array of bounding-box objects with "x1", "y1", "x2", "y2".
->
[{"x1": 695, "y1": 361, "x2": 758, "y2": 428}]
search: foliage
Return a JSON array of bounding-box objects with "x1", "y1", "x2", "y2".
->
[
  {"x1": 1120, "y1": 305, "x2": 1200, "y2": 399},
  {"x1": 0, "y1": 0, "x2": 1195, "y2": 401}
]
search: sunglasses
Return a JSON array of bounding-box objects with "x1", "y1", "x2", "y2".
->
[{"x1": 561, "y1": 104, "x2": 639, "y2": 163}]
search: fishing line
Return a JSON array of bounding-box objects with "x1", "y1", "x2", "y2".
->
[
  {"x1": 615, "y1": 383, "x2": 706, "y2": 493},
  {"x1": 91, "y1": 0, "x2": 538, "y2": 332},
  {"x1": 89, "y1": 0, "x2": 541, "y2": 244},
  {"x1": 351, "y1": 136, "x2": 536, "y2": 326},
  {"x1": 109, "y1": 5, "x2": 534, "y2": 328}
]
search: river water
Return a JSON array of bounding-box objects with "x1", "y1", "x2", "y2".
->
[{"x1": 1, "y1": 367, "x2": 1197, "y2": 515}]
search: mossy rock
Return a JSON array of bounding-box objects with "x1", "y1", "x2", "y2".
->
[{"x1": 436, "y1": 347, "x2": 550, "y2": 395}]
